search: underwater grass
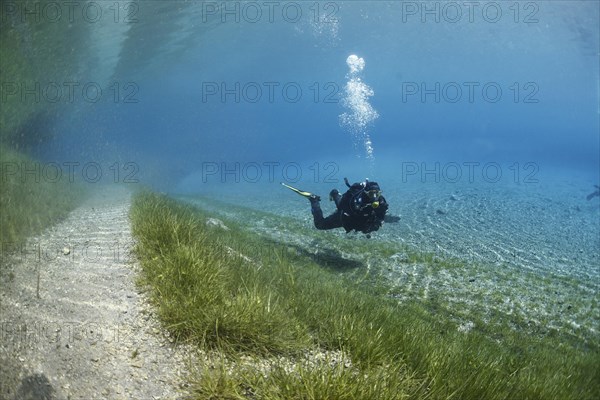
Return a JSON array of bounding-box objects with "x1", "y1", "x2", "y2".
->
[
  {"x1": 130, "y1": 192, "x2": 311, "y2": 355},
  {"x1": 0, "y1": 146, "x2": 85, "y2": 247},
  {"x1": 0, "y1": 9, "x2": 92, "y2": 246},
  {"x1": 195, "y1": 353, "x2": 418, "y2": 400},
  {"x1": 130, "y1": 192, "x2": 600, "y2": 399},
  {"x1": 184, "y1": 194, "x2": 600, "y2": 350}
]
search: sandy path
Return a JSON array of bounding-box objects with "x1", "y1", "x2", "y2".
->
[{"x1": 1, "y1": 187, "x2": 196, "y2": 400}]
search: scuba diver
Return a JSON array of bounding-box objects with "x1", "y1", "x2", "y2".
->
[{"x1": 281, "y1": 178, "x2": 388, "y2": 236}]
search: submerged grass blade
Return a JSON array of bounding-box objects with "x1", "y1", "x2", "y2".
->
[{"x1": 130, "y1": 192, "x2": 600, "y2": 400}]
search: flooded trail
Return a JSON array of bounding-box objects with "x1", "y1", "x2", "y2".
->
[{"x1": 1, "y1": 187, "x2": 196, "y2": 400}]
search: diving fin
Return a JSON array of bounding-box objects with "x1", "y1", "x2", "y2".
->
[{"x1": 280, "y1": 182, "x2": 320, "y2": 201}]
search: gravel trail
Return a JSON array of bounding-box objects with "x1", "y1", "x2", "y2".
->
[{"x1": 1, "y1": 187, "x2": 196, "y2": 400}]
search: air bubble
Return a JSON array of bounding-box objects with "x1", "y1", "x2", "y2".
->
[{"x1": 339, "y1": 54, "x2": 379, "y2": 162}]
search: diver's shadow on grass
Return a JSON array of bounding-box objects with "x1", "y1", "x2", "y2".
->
[{"x1": 285, "y1": 242, "x2": 364, "y2": 272}]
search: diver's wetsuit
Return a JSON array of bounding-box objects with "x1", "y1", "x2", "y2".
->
[
  {"x1": 310, "y1": 189, "x2": 388, "y2": 234},
  {"x1": 311, "y1": 201, "x2": 344, "y2": 230}
]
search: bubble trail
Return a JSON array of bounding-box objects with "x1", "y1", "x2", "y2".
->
[{"x1": 339, "y1": 54, "x2": 379, "y2": 164}]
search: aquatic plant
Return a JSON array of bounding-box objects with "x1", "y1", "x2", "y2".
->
[
  {"x1": 0, "y1": 146, "x2": 84, "y2": 246},
  {"x1": 0, "y1": 12, "x2": 90, "y2": 247},
  {"x1": 130, "y1": 192, "x2": 599, "y2": 399}
]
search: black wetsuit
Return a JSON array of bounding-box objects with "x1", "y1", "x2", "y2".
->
[{"x1": 311, "y1": 186, "x2": 388, "y2": 234}]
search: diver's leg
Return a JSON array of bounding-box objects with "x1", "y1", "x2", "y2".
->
[{"x1": 311, "y1": 200, "x2": 343, "y2": 230}]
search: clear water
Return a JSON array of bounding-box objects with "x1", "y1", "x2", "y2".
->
[
  {"x1": 23, "y1": 1, "x2": 598, "y2": 182},
  {"x1": 3, "y1": 0, "x2": 599, "y2": 354}
]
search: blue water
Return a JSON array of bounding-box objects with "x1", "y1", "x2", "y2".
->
[
  {"x1": 4, "y1": 4, "x2": 600, "y2": 397},
  {"x1": 17, "y1": 1, "x2": 600, "y2": 278},
  {"x1": 6, "y1": 0, "x2": 600, "y2": 376},
  {"x1": 32, "y1": 1, "x2": 598, "y2": 191}
]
